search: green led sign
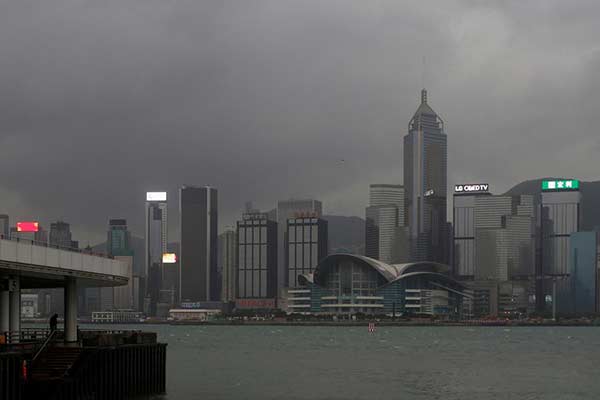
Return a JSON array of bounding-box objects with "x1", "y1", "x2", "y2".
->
[{"x1": 542, "y1": 179, "x2": 579, "y2": 191}]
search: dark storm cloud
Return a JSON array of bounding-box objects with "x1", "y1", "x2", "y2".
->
[{"x1": 0, "y1": 0, "x2": 599, "y2": 243}]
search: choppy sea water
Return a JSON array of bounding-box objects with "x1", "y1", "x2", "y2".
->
[{"x1": 96, "y1": 325, "x2": 600, "y2": 400}]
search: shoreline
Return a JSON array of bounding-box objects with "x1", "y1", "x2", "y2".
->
[{"x1": 23, "y1": 320, "x2": 600, "y2": 327}]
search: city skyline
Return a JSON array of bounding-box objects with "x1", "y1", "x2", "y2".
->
[{"x1": 2, "y1": 2, "x2": 600, "y2": 246}]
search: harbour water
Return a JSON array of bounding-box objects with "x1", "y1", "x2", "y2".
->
[{"x1": 98, "y1": 324, "x2": 600, "y2": 399}]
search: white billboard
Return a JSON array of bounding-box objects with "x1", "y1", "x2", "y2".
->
[
  {"x1": 162, "y1": 253, "x2": 177, "y2": 264},
  {"x1": 146, "y1": 192, "x2": 167, "y2": 202}
]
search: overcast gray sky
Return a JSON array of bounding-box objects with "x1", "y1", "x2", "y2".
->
[{"x1": 1, "y1": 0, "x2": 599, "y2": 245}]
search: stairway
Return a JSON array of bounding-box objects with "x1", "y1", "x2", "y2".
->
[{"x1": 30, "y1": 346, "x2": 82, "y2": 381}]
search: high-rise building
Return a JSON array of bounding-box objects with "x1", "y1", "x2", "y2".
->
[
  {"x1": 107, "y1": 219, "x2": 132, "y2": 256},
  {"x1": 276, "y1": 199, "x2": 322, "y2": 294},
  {"x1": 452, "y1": 185, "x2": 536, "y2": 318},
  {"x1": 472, "y1": 194, "x2": 535, "y2": 282},
  {"x1": 145, "y1": 192, "x2": 168, "y2": 316},
  {"x1": 49, "y1": 221, "x2": 75, "y2": 248},
  {"x1": 44, "y1": 221, "x2": 78, "y2": 316},
  {"x1": 179, "y1": 185, "x2": 218, "y2": 303},
  {"x1": 538, "y1": 179, "x2": 582, "y2": 311},
  {"x1": 113, "y1": 255, "x2": 134, "y2": 310},
  {"x1": 101, "y1": 219, "x2": 134, "y2": 311},
  {"x1": 453, "y1": 184, "x2": 492, "y2": 278},
  {"x1": 404, "y1": 89, "x2": 447, "y2": 263},
  {"x1": 365, "y1": 184, "x2": 408, "y2": 263},
  {"x1": 237, "y1": 213, "x2": 277, "y2": 301},
  {"x1": 559, "y1": 231, "x2": 599, "y2": 314},
  {"x1": 286, "y1": 217, "x2": 328, "y2": 288},
  {"x1": 218, "y1": 229, "x2": 237, "y2": 303},
  {"x1": 0, "y1": 215, "x2": 9, "y2": 238}
]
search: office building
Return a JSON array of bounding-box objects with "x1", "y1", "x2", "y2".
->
[
  {"x1": 404, "y1": 89, "x2": 448, "y2": 263},
  {"x1": 0, "y1": 215, "x2": 9, "y2": 238},
  {"x1": 286, "y1": 217, "x2": 328, "y2": 288},
  {"x1": 557, "y1": 231, "x2": 599, "y2": 314},
  {"x1": 453, "y1": 189, "x2": 535, "y2": 281},
  {"x1": 452, "y1": 185, "x2": 536, "y2": 317},
  {"x1": 276, "y1": 199, "x2": 322, "y2": 294},
  {"x1": 107, "y1": 219, "x2": 132, "y2": 256},
  {"x1": 538, "y1": 179, "x2": 581, "y2": 311},
  {"x1": 113, "y1": 255, "x2": 134, "y2": 310},
  {"x1": 145, "y1": 192, "x2": 168, "y2": 316},
  {"x1": 93, "y1": 219, "x2": 134, "y2": 312},
  {"x1": 237, "y1": 213, "x2": 277, "y2": 301},
  {"x1": 179, "y1": 185, "x2": 218, "y2": 303},
  {"x1": 218, "y1": 229, "x2": 237, "y2": 303},
  {"x1": 365, "y1": 184, "x2": 408, "y2": 264},
  {"x1": 453, "y1": 184, "x2": 491, "y2": 278},
  {"x1": 49, "y1": 221, "x2": 77, "y2": 248}
]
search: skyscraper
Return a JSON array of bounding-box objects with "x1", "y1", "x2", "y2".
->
[
  {"x1": 102, "y1": 219, "x2": 134, "y2": 311},
  {"x1": 218, "y1": 229, "x2": 237, "y2": 303},
  {"x1": 286, "y1": 216, "x2": 328, "y2": 288},
  {"x1": 107, "y1": 219, "x2": 132, "y2": 256},
  {"x1": 276, "y1": 199, "x2": 322, "y2": 295},
  {"x1": 365, "y1": 184, "x2": 408, "y2": 263},
  {"x1": 0, "y1": 215, "x2": 9, "y2": 238},
  {"x1": 49, "y1": 221, "x2": 75, "y2": 248},
  {"x1": 145, "y1": 192, "x2": 168, "y2": 316},
  {"x1": 236, "y1": 213, "x2": 278, "y2": 303},
  {"x1": 538, "y1": 179, "x2": 581, "y2": 311},
  {"x1": 179, "y1": 185, "x2": 218, "y2": 303},
  {"x1": 404, "y1": 89, "x2": 447, "y2": 263}
]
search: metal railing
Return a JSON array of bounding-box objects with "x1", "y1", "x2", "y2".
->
[{"x1": 31, "y1": 329, "x2": 58, "y2": 362}]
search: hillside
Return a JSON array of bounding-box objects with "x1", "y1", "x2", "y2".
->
[
  {"x1": 322, "y1": 215, "x2": 365, "y2": 255},
  {"x1": 504, "y1": 178, "x2": 600, "y2": 231}
]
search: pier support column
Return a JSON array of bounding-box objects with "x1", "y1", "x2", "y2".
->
[
  {"x1": 64, "y1": 277, "x2": 78, "y2": 343},
  {"x1": 9, "y1": 277, "x2": 20, "y2": 339},
  {"x1": 0, "y1": 284, "x2": 9, "y2": 334}
]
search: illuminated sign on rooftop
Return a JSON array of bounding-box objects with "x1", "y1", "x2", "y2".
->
[
  {"x1": 146, "y1": 192, "x2": 167, "y2": 202},
  {"x1": 162, "y1": 253, "x2": 177, "y2": 264},
  {"x1": 17, "y1": 222, "x2": 39, "y2": 232},
  {"x1": 454, "y1": 183, "x2": 489, "y2": 194},
  {"x1": 542, "y1": 180, "x2": 579, "y2": 191}
]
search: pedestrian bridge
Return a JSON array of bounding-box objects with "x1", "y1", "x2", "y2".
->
[
  {"x1": 0, "y1": 237, "x2": 129, "y2": 288},
  {"x1": 0, "y1": 237, "x2": 130, "y2": 342}
]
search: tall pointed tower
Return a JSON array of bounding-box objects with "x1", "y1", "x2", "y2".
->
[{"x1": 403, "y1": 89, "x2": 448, "y2": 262}]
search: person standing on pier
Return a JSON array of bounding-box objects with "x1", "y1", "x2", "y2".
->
[{"x1": 49, "y1": 313, "x2": 58, "y2": 332}]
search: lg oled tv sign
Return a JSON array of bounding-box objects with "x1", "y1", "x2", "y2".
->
[{"x1": 454, "y1": 183, "x2": 489, "y2": 194}]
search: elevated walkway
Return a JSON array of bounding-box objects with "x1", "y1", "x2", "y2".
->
[{"x1": 0, "y1": 237, "x2": 130, "y2": 343}]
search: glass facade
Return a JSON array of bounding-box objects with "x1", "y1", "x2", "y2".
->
[
  {"x1": 454, "y1": 194, "x2": 535, "y2": 281},
  {"x1": 107, "y1": 219, "x2": 131, "y2": 256},
  {"x1": 218, "y1": 230, "x2": 237, "y2": 303},
  {"x1": 237, "y1": 214, "x2": 277, "y2": 299},
  {"x1": 404, "y1": 89, "x2": 447, "y2": 263},
  {"x1": 559, "y1": 232, "x2": 599, "y2": 314},
  {"x1": 541, "y1": 191, "x2": 581, "y2": 276},
  {"x1": 453, "y1": 195, "x2": 476, "y2": 278},
  {"x1": 291, "y1": 255, "x2": 468, "y2": 316},
  {"x1": 365, "y1": 184, "x2": 408, "y2": 264},
  {"x1": 276, "y1": 199, "x2": 322, "y2": 293},
  {"x1": 286, "y1": 217, "x2": 328, "y2": 288},
  {"x1": 179, "y1": 186, "x2": 219, "y2": 302}
]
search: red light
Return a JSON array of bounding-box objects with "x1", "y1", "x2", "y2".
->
[{"x1": 17, "y1": 222, "x2": 39, "y2": 232}]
